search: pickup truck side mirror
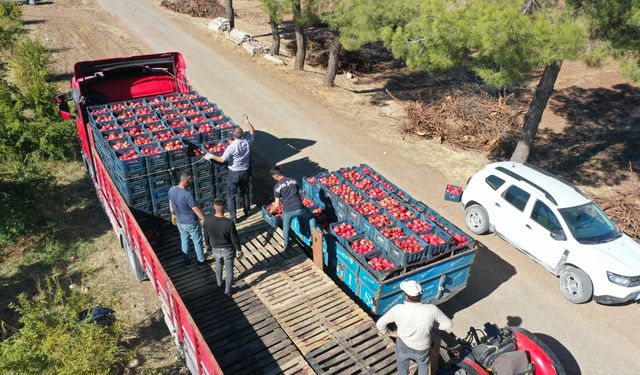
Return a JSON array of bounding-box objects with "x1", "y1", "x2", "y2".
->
[
  {"x1": 55, "y1": 93, "x2": 73, "y2": 120},
  {"x1": 550, "y1": 230, "x2": 567, "y2": 241}
]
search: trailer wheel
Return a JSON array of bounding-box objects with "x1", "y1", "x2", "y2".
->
[
  {"x1": 120, "y1": 234, "x2": 147, "y2": 282},
  {"x1": 559, "y1": 266, "x2": 592, "y2": 304},
  {"x1": 464, "y1": 204, "x2": 490, "y2": 235}
]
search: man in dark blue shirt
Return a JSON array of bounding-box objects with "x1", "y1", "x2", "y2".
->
[
  {"x1": 269, "y1": 166, "x2": 316, "y2": 250},
  {"x1": 169, "y1": 171, "x2": 207, "y2": 268}
]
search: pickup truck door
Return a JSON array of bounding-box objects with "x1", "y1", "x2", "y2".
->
[
  {"x1": 492, "y1": 184, "x2": 531, "y2": 250},
  {"x1": 522, "y1": 200, "x2": 567, "y2": 270}
]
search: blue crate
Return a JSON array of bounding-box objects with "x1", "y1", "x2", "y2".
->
[
  {"x1": 337, "y1": 166, "x2": 366, "y2": 183},
  {"x1": 88, "y1": 105, "x2": 110, "y2": 118},
  {"x1": 199, "y1": 104, "x2": 221, "y2": 116},
  {"x1": 107, "y1": 137, "x2": 134, "y2": 152},
  {"x1": 329, "y1": 221, "x2": 362, "y2": 248},
  {"x1": 130, "y1": 134, "x2": 154, "y2": 148},
  {"x1": 160, "y1": 138, "x2": 190, "y2": 167},
  {"x1": 194, "y1": 177, "x2": 213, "y2": 196},
  {"x1": 262, "y1": 205, "x2": 282, "y2": 228},
  {"x1": 395, "y1": 187, "x2": 415, "y2": 204},
  {"x1": 444, "y1": 184, "x2": 463, "y2": 202},
  {"x1": 114, "y1": 175, "x2": 149, "y2": 200},
  {"x1": 162, "y1": 93, "x2": 183, "y2": 103},
  {"x1": 301, "y1": 176, "x2": 319, "y2": 202},
  {"x1": 404, "y1": 216, "x2": 436, "y2": 235},
  {"x1": 345, "y1": 235, "x2": 378, "y2": 264},
  {"x1": 142, "y1": 121, "x2": 168, "y2": 133},
  {"x1": 362, "y1": 250, "x2": 396, "y2": 281},
  {"x1": 127, "y1": 98, "x2": 147, "y2": 108},
  {"x1": 409, "y1": 199, "x2": 428, "y2": 212},
  {"x1": 419, "y1": 226, "x2": 453, "y2": 258},
  {"x1": 385, "y1": 234, "x2": 429, "y2": 266},
  {"x1": 361, "y1": 211, "x2": 394, "y2": 240},
  {"x1": 370, "y1": 223, "x2": 409, "y2": 253},
  {"x1": 111, "y1": 147, "x2": 146, "y2": 177},
  {"x1": 387, "y1": 203, "x2": 421, "y2": 223},
  {"x1": 193, "y1": 122, "x2": 219, "y2": 143},
  {"x1": 95, "y1": 120, "x2": 120, "y2": 133},
  {"x1": 196, "y1": 187, "x2": 213, "y2": 202},
  {"x1": 148, "y1": 172, "x2": 172, "y2": 191},
  {"x1": 139, "y1": 142, "x2": 169, "y2": 172},
  {"x1": 126, "y1": 192, "x2": 152, "y2": 212},
  {"x1": 421, "y1": 205, "x2": 444, "y2": 224}
]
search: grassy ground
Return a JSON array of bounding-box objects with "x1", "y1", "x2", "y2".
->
[{"x1": 0, "y1": 160, "x2": 185, "y2": 374}]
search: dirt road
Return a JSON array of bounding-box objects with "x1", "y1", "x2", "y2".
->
[{"x1": 96, "y1": 1, "x2": 639, "y2": 373}]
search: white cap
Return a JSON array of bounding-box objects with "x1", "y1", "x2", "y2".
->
[{"x1": 400, "y1": 280, "x2": 422, "y2": 297}]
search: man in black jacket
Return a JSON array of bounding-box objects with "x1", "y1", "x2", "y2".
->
[{"x1": 203, "y1": 198, "x2": 243, "y2": 295}]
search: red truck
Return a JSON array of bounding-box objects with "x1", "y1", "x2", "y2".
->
[{"x1": 57, "y1": 52, "x2": 223, "y2": 374}]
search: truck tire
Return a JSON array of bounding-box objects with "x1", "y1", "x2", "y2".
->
[
  {"x1": 465, "y1": 204, "x2": 490, "y2": 235},
  {"x1": 559, "y1": 266, "x2": 592, "y2": 304},
  {"x1": 120, "y1": 234, "x2": 147, "y2": 282}
]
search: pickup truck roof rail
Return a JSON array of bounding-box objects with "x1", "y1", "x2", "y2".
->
[{"x1": 495, "y1": 166, "x2": 558, "y2": 206}]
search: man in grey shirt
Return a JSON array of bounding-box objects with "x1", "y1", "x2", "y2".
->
[
  {"x1": 376, "y1": 280, "x2": 453, "y2": 375},
  {"x1": 204, "y1": 115, "x2": 255, "y2": 222}
]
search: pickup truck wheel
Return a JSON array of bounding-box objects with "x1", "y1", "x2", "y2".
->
[
  {"x1": 559, "y1": 266, "x2": 592, "y2": 304},
  {"x1": 464, "y1": 204, "x2": 490, "y2": 235}
]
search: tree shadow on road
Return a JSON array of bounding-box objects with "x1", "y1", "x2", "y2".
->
[
  {"x1": 438, "y1": 241, "x2": 517, "y2": 318},
  {"x1": 532, "y1": 84, "x2": 640, "y2": 187}
]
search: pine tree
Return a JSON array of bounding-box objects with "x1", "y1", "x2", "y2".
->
[
  {"x1": 258, "y1": 0, "x2": 288, "y2": 55},
  {"x1": 225, "y1": 0, "x2": 234, "y2": 29},
  {"x1": 332, "y1": 0, "x2": 586, "y2": 162},
  {"x1": 570, "y1": 0, "x2": 640, "y2": 81}
]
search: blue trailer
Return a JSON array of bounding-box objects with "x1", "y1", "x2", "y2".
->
[
  {"x1": 288, "y1": 217, "x2": 477, "y2": 315},
  {"x1": 266, "y1": 165, "x2": 478, "y2": 316}
]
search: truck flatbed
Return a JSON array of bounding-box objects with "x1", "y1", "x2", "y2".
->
[{"x1": 148, "y1": 211, "x2": 398, "y2": 374}]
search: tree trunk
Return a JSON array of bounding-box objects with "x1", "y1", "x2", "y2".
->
[
  {"x1": 510, "y1": 61, "x2": 562, "y2": 163},
  {"x1": 324, "y1": 31, "x2": 342, "y2": 87},
  {"x1": 293, "y1": 1, "x2": 306, "y2": 71},
  {"x1": 269, "y1": 19, "x2": 280, "y2": 56},
  {"x1": 225, "y1": 0, "x2": 234, "y2": 29}
]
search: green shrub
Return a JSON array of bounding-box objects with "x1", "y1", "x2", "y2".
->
[
  {"x1": 0, "y1": 278, "x2": 129, "y2": 375},
  {"x1": 0, "y1": 159, "x2": 56, "y2": 247},
  {"x1": 0, "y1": 3, "x2": 23, "y2": 50},
  {"x1": 9, "y1": 37, "x2": 57, "y2": 118}
]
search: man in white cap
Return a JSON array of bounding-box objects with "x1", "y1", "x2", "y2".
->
[{"x1": 376, "y1": 280, "x2": 453, "y2": 375}]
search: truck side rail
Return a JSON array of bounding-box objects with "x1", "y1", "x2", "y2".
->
[{"x1": 91, "y1": 138, "x2": 222, "y2": 375}]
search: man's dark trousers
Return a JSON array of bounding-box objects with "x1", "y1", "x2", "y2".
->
[{"x1": 227, "y1": 169, "x2": 251, "y2": 221}]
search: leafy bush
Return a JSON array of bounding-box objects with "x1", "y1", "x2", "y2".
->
[
  {"x1": 9, "y1": 37, "x2": 57, "y2": 118},
  {"x1": 0, "y1": 3, "x2": 23, "y2": 50},
  {"x1": 0, "y1": 159, "x2": 56, "y2": 247},
  {"x1": 0, "y1": 278, "x2": 129, "y2": 374}
]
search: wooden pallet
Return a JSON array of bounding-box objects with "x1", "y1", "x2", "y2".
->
[
  {"x1": 153, "y1": 212, "x2": 314, "y2": 375},
  {"x1": 244, "y1": 256, "x2": 398, "y2": 374},
  {"x1": 150, "y1": 210, "x2": 403, "y2": 374}
]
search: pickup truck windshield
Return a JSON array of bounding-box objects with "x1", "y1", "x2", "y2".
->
[{"x1": 559, "y1": 203, "x2": 620, "y2": 244}]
